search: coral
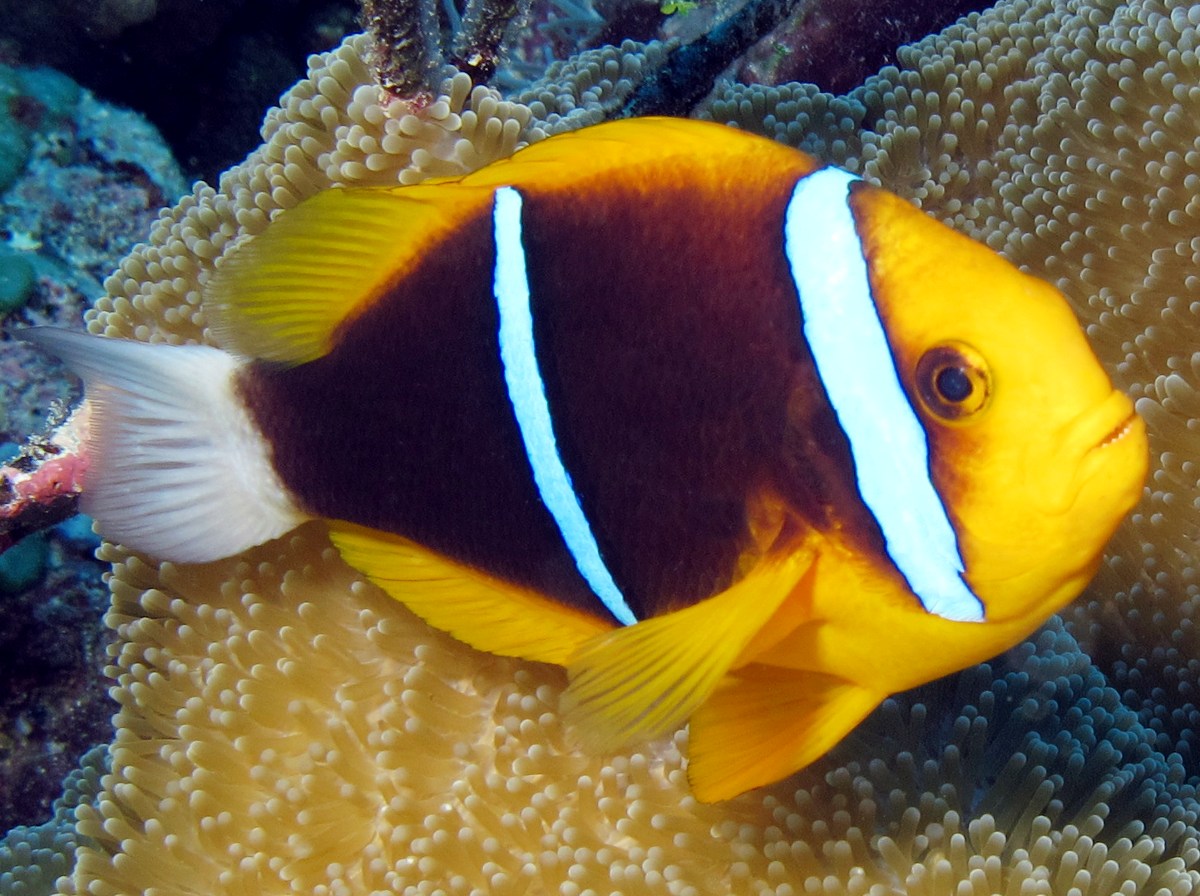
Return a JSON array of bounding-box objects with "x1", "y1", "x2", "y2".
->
[
  {"x1": 363, "y1": 0, "x2": 447, "y2": 96},
  {"x1": 77, "y1": 0, "x2": 159, "y2": 41},
  {"x1": 0, "y1": 63, "x2": 181, "y2": 831},
  {"x1": 0, "y1": 0, "x2": 360, "y2": 181},
  {"x1": 734, "y1": 0, "x2": 991, "y2": 92},
  {"x1": 0, "y1": 532, "x2": 49, "y2": 593},
  {"x1": 0, "y1": 59, "x2": 186, "y2": 477},
  {"x1": 0, "y1": 744, "x2": 104, "y2": 896},
  {"x1": 0, "y1": 406, "x2": 90, "y2": 553},
  {"x1": 0, "y1": 65, "x2": 81, "y2": 193},
  {"x1": 0, "y1": 539, "x2": 112, "y2": 834},
  {"x1": 0, "y1": 252, "x2": 35, "y2": 314},
  {"x1": 448, "y1": 0, "x2": 534, "y2": 83},
  {"x1": 618, "y1": 0, "x2": 804, "y2": 116},
  {"x1": 0, "y1": 63, "x2": 187, "y2": 346}
]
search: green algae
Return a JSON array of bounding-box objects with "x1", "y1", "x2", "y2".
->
[
  {"x1": 0, "y1": 533, "x2": 49, "y2": 594},
  {"x1": 0, "y1": 64, "x2": 83, "y2": 194},
  {"x1": 0, "y1": 254, "x2": 36, "y2": 315}
]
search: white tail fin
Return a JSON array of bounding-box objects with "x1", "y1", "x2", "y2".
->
[{"x1": 25, "y1": 329, "x2": 310, "y2": 562}]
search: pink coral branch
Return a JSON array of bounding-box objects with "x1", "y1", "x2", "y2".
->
[{"x1": 0, "y1": 404, "x2": 89, "y2": 553}]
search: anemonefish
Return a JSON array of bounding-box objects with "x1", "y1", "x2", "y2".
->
[{"x1": 30, "y1": 118, "x2": 1147, "y2": 801}]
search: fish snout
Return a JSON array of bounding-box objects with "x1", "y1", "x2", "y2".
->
[{"x1": 1050, "y1": 389, "x2": 1147, "y2": 516}]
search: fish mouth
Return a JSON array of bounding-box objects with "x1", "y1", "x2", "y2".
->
[
  {"x1": 1043, "y1": 389, "x2": 1145, "y2": 514},
  {"x1": 977, "y1": 391, "x2": 1145, "y2": 619},
  {"x1": 1074, "y1": 389, "x2": 1140, "y2": 455},
  {"x1": 1093, "y1": 405, "x2": 1140, "y2": 450}
]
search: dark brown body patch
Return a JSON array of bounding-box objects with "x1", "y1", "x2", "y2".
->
[
  {"x1": 236, "y1": 163, "x2": 885, "y2": 621},
  {"x1": 237, "y1": 209, "x2": 601, "y2": 612}
]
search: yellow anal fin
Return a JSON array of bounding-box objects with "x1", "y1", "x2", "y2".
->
[
  {"x1": 205, "y1": 184, "x2": 492, "y2": 365},
  {"x1": 327, "y1": 521, "x2": 613, "y2": 666},
  {"x1": 686, "y1": 664, "x2": 881, "y2": 802},
  {"x1": 562, "y1": 545, "x2": 817, "y2": 752}
]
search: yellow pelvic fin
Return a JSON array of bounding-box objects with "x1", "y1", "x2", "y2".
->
[
  {"x1": 686, "y1": 664, "x2": 882, "y2": 802},
  {"x1": 327, "y1": 521, "x2": 613, "y2": 666},
  {"x1": 205, "y1": 184, "x2": 492, "y2": 365},
  {"x1": 561, "y1": 546, "x2": 817, "y2": 752}
]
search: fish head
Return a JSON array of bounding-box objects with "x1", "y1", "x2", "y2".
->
[{"x1": 853, "y1": 183, "x2": 1148, "y2": 624}]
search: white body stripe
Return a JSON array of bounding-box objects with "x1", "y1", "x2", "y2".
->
[
  {"x1": 784, "y1": 169, "x2": 985, "y2": 623},
  {"x1": 492, "y1": 186, "x2": 638, "y2": 626}
]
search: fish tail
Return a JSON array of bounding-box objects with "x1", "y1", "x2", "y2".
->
[{"x1": 25, "y1": 328, "x2": 309, "y2": 562}]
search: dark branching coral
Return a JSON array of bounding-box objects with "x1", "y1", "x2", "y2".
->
[
  {"x1": 363, "y1": 0, "x2": 446, "y2": 94},
  {"x1": 450, "y1": 0, "x2": 531, "y2": 82},
  {"x1": 619, "y1": 0, "x2": 803, "y2": 116}
]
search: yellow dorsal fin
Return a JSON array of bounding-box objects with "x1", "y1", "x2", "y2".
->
[
  {"x1": 561, "y1": 544, "x2": 817, "y2": 751},
  {"x1": 459, "y1": 117, "x2": 815, "y2": 196},
  {"x1": 686, "y1": 665, "x2": 881, "y2": 802},
  {"x1": 327, "y1": 521, "x2": 613, "y2": 666},
  {"x1": 204, "y1": 119, "x2": 810, "y2": 366},
  {"x1": 205, "y1": 185, "x2": 491, "y2": 365}
]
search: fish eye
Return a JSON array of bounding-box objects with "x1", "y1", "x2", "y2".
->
[{"x1": 915, "y1": 342, "x2": 990, "y2": 421}]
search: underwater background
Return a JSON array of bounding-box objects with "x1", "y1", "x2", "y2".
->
[{"x1": 2, "y1": 0, "x2": 1200, "y2": 893}]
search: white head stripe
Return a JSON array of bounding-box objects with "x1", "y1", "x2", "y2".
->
[
  {"x1": 784, "y1": 169, "x2": 984, "y2": 623},
  {"x1": 492, "y1": 187, "x2": 637, "y2": 626}
]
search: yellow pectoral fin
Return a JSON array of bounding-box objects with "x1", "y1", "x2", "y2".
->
[
  {"x1": 562, "y1": 546, "x2": 817, "y2": 752},
  {"x1": 686, "y1": 664, "x2": 881, "y2": 802},
  {"x1": 327, "y1": 521, "x2": 614, "y2": 666}
]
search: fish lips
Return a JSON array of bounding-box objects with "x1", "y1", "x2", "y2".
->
[{"x1": 1050, "y1": 389, "x2": 1148, "y2": 517}]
